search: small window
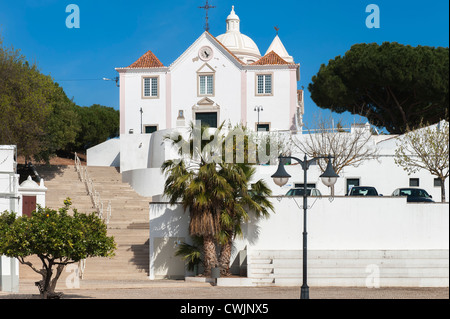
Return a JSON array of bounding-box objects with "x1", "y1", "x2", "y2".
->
[
  {"x1": 346, "y1": 178, "x2": 360, "y2": 193},
  {"x1": 434, "y1": 178, "x2": 442, "y2": 187},
  {"x1": 143, "y1": 77, "x2": 158, "y2": 98},
  {"x1": 199, "y1": 74, "x2": 214, "y2": 96},
  {"x1": 256, "y1": 123, "x2": 270, "y2": 132},
  {"x1": 409, "y1": 178, "x2": 419, "y2": 187},
  {"x1": 145, "y1": 125, "x2": 158, "y2": 134},
  {"x1": 257, "y1": 74, "x2": 272, "y2": 95}
]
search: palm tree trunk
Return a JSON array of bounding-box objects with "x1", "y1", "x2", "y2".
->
[
  {"x1": 202, "y1": 234, "x2": 218, "y2": 276},
  {"x1": 219, "y1": 239, "x2": 232, "y2": 276}
]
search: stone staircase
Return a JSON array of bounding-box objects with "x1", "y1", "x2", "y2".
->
[{"x1": 19, "y1": 165, "x2": 152, "y2": 286}]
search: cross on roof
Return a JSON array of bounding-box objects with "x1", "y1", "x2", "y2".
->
[
  {"x1": 274, "y1": 26, "x2": 280, "y2": 35},
  {"x1": 198, "y1": 0, "x2": 216, "y2": 31}
]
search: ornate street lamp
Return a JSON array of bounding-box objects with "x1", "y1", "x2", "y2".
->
[{"x1": 271, "y1": 154, "x2": 339, "y2": 299}]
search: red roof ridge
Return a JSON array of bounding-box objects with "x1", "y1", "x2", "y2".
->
[
  {"x1": 251, "y1": 51, "x2": 292, "y2": 66},
  {"x1": 128, "y1": 50, "x2": 164, "y2": 68}
]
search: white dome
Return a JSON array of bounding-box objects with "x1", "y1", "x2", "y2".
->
[{"x1": 216, "y1": 6, "x2": 261, "y2": 64}]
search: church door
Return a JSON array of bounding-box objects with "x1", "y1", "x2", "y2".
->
[{"x1": 22, "y1": 196, "x2": 36, "y2": 217}]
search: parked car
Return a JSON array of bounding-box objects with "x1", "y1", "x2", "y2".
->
[
  {"x1": 346, "y1": 186, "x2": 380, "y2": 196},
  {"x1": 285, "y1": 188, "x2": 322, "y2": 197},
  {"x1": 391, "y1": 188, "x2": 434, "y2": 202}
]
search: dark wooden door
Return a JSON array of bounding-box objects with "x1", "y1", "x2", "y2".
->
[{"x1": 22, "y1": 196, "x2": 37, "y2": 217}]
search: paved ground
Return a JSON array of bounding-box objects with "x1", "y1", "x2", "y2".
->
[{"x1": 1, "y1": 279, "x2": 448, "y2": 299}]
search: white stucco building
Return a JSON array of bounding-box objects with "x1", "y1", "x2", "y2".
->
[
  {"x1": 1, "y1": 145, "x2": 48, "y2": 292},
  {"x1": 0, "y1": 145, "x2": 20, "y2": 292},
  {"x1": 116, "y1": 6, "x2": 302, "y2": 135}
]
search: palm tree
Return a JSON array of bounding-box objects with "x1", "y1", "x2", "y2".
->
[
  {"x1": 217, "y1": 163, "x2": 273, "y2": 276},
  {"x1": 162, "y1": 122, "x2": 274, "y2": 276},
  {"x1": 162, "y1": 122, "x2": 234, "y2": 276}
]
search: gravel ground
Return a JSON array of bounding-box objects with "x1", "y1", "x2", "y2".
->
[{"x1": 1, "y1": 280, "x2": 448, "y2": 299}]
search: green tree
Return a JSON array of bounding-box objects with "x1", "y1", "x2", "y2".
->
[
  {"x1": 217, "y1": 163, "x2": 273, "y2": 276},
  {"x1": 162, "y1": 158, "x2": 232, "y2": 276},
  {"x1": 0, "y1": 199, "x2": 116, "y2": 299},
  {"x1": 308, "y1": 42, "x2": 449, "y2": 134},
  {"x1": 163, "y1": 123, "x2": 274, "y2": 276},
  {"x1": 72, "y1": 104, "x2": 119, "y2": 151},
  {"x1": 0, "y1": 43, "x2": 53, "y2": 159},
  {"x1": 35, "y1": 83, "x2": 80, "y2": 162},
  {"x1": 0, "y1": 41, "x2": 80, "y2": 161},
  {"x1": 394, "y1": 120, "x2": 449, "y2": 202}
]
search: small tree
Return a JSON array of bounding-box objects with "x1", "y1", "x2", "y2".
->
[
  {"x1": 395, "y1": 121, "x2": 449, "y2": 202},
  {"x1": 308, "y1": 42, "x2": 449, "y2": 134},
  {"x1": 291, "y1": 114, "x2": 379, "y2": 194},
  {"x1": 0, "y1": 199, "x2": 116, "y2": 298}
]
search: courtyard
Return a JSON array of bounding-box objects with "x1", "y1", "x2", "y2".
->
[{"x1": 1, "y1": 279, "x2": 448, "y2": 299}]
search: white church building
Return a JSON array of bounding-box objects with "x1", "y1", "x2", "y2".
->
[
  {"x1": 88, "y1": 5, "x2": 308, "y2": 196},
  {"x1": 116, "y1": 6, "x2": 303, "y2": 136}
]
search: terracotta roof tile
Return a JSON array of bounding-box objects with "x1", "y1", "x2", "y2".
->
[
  {"x1": 251, "y1": 51, "x2": 292, "y2": 66},
  {"x1": 128, "y1": 50, "x2": 164, "y2": 68}
]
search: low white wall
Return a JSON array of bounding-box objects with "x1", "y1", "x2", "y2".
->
[
  {"x1": 149, "y1": 197, "x2": 449, "y2": 286},
  {"x1": 122, "y1": 168, "x2": 166, "y2": 198},
  {"x1": 247, "y1": 197, "x2": 448, "y2": 251},
  {"x1": 118, "y1": 129, "x2": 182, "y2": 173},
  {"x1": 149, "y1": 202, "x2": 190, "y2": 280},
  {"x1": 87, "y1": 138, "x2": 120, "y2": 167}
]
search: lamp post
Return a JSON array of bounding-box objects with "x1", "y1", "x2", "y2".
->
[
  {"x1": 140, "y1": 107, "x2": 143, "y2": 134},
  {"x1": 271, "y1": 154, "x2": 339, "y2": 299},
  {"x1": 254, "y1": 106, "x2": 263, "y2": 131},
  {"x1": 103, "y1": 76, "x2": 120, "y2": 87}
]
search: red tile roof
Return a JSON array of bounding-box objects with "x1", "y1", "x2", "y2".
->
[
  {"x1": 251, "y1": 51, "x2": 292, "y2": 66},
  {"x1": 128, "y1": 50, "x2": 164, "y2": 68}
]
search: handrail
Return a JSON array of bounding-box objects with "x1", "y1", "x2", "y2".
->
[{"x1": 74, "y1": 153, "x2": 111, "y2": 226}]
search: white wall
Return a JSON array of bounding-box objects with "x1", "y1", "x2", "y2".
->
[
  {"x1": 149, "y1": 197, "x2": 449, "y2": 285},
  {"x1": 149, "y1": 202, "x2": 190, "y2": 279},
  {"x1": 122, "y1": 69, "x2": 168, "y2": 133},
  {"x1": 122, "y1": 168, "x2": 166, "y2": 198},
  {"x1": 246, "y1": 68, "x2": 296, "y2": 131},
  {"x1": 0, "y1": 145, "x2": 16, "y2": 172},
  {"x1": 0, "y1": 146, "x2": 20, "y2": 214},
  {"x1": 119, "y1": 134, "x2": 152, "y2": 172},
  {"x1": 170, "y1": 34, "x2": 243, "y2": 129},
  {"x1": 0, "y1": 146, "x2": 20, "y2": 292},
  {"x1": 246, "y1": 197, "x2": 448, "y2": 251},
  {"x1": 87, "y1": 138, "x2": 120, "y2": 167}
]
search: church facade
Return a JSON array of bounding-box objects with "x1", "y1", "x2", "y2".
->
[{"x1": 116, "y1": 6, "x2": 303, "y2": 136}]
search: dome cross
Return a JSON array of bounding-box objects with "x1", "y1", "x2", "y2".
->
[{"x1": 199, "y1": 0, "x2": 216, "y2": 32}]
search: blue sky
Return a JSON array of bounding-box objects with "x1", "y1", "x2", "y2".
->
[{"x1": 0, "y1": 0, "x2": 448, "y2": 128}]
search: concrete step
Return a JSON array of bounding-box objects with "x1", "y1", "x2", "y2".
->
[{"x1": 21, "y1": 164, "x2": 152, "y2": 282}]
